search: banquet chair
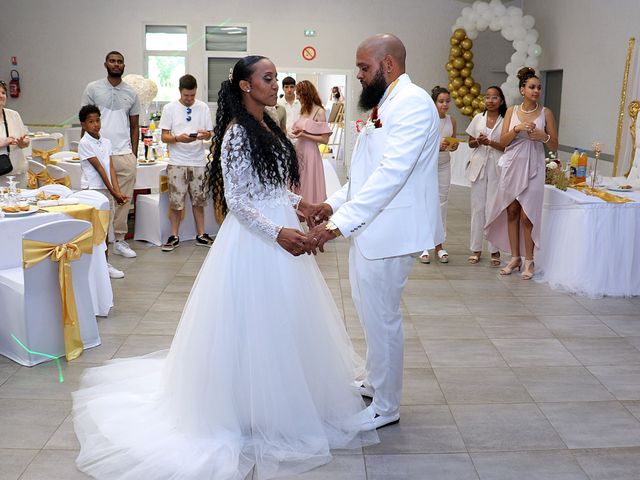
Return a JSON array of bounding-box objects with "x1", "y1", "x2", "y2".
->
[
  {"x1": 0, "y1": 219, "x2": 101, "y2": 366},
  {"x1": 31, "y1": 137, "x2": 62, "y2": 164},
  {"x1": 36, "y1": 184, "x2": 73, "y2": 198},
  {"x1": 46, "y1": 164, "x2": 72, "y2": 188},
  {"x1": 27, "y1": 159, "x2": 48, "y2": 188},
  {"x1": 69, "y1": 190, "x2": 113, "y2": 317}
]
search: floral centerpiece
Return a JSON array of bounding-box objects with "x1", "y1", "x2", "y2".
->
[
  {"x1": 122, "y1": 74, "x2": 158, "y2": 125},
  {"x1": 545, "y1": 152, "x2": 568, "y2": 191}
]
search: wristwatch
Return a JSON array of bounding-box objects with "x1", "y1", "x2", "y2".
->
[{"x1": 325, "y1": 220, "x2": 342, "y2": 238}]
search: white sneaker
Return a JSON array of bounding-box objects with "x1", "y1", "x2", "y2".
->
[
  {"x1": 107, "y1": 263, "x2": 124, "y2": 279},
  {"x1": 114, "y1": 240, "x2": 137, "y2": 258}
]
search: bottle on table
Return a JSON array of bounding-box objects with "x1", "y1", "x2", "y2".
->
[
  {"x1": 576, "y1": 150, "x2": 588, "y2": 184},
  {"x1": 569, "y1": 148, "x2": 579, "y2": 184}
]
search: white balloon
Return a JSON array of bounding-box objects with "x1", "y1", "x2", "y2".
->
[
  {"x1": 522, "y1": 14, "x2": 535, "y2": 30},
  {"x1": 454, "y1": 17, "x2": 465, "y2": 29},
  {"x1": 505, "y1": 62, "x2": 517, "y2": 76},
  {"x1": 481, "y1": 10, "x2": 493, "y2": 23},
  {"x1": 528, "y1": 43, "x2": 542, "y2": 57},
  {"x1": 502, "y1": 28, "x2": 515, "y2": 41},
  {"x1": 507, "y1": 75, "x2": 519, "y2": 86},
  {"x1": 513, "y1": 26, "x2": 527, "y2": 40},
  {"x1": 511, "y1": 51, "x2": 526, "y2": 65},
  {"x1": 489, "y1": 18, "x2": 502, "y2": 31},
  {"x1": 493, "y1": 3, "x2": 506, "y2": 16},
  {"x1": 514, "y1": 39, "x2": 528, "y2": 52},
  {"x1": 525, "y1": 29, "x2": 539, "y2": 44},
  {"x1": 477, "y1": 17, "x2": 490, "y2": 31},
  {"x1": 509, "y1": 15, "x2": 524, "y2": 28},
  {"x1": 467, "y1": 29, "x2": 479, "y2": 39},
  {"x1": 463, "y1": 19, "x2": 474, "y2": 32},
  {"x1": 507, "y1": 6, "x2": 523, "y2": 17},
  {"x1": 525, "y1": 56, "x2": 539, "y2": 68},
  {"x1": 472, "y1": 0, "x2": 483, "y2": 10},
  {"x1": 462, "y1": 6, "x2": 473, "y2": 18}
]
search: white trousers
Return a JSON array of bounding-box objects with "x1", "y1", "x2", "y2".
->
[
  {"x1": 437, "y1": 156, "x2": 451, "y2": 237},
  {"x1": 349, "y1": 244, "x2": 414, "y2": 416},
  {"x1": 469, "y1": 163, "x2": 499, "y2": 254}
]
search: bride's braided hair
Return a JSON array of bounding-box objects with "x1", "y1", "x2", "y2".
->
[{"x1": 206, "y1": 55, "x2": 300, "y2": 222}]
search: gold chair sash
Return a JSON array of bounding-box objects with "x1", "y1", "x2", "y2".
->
[
  {"x1": 572, "y1": 185, "x2": 633, "y2": 203},
  {"x1": 32, "y1": 145, "x2": 61, "y2": 165},
  {"x1": 34, "y1": 169, "x2": 52, "y2": 187},
  {"x1": 42, "y1": 204, "x2": 110, "y2": 245},
  {"x1": 22, "y1": 227, "x2": 93, "y2": 361},
  {"x1": 51, "y1": 175, "x2": 72, "y2": 188},
  {"x1": 27, "y1": 170, "x2": 38, "y2": 190}
]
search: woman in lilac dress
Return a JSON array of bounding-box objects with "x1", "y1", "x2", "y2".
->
[
  {"x1": 290, "y1": 80, "x2": 332, "y2": 203},
  {"x1": 485, "y1": 67, "x2": 558, "y2": 280}
]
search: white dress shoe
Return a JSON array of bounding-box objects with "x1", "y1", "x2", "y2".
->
[
  {"x1": 352, "y1": 381, "x2": 374, "y2": 398},
  {"x1": 352, "y1": 405, "x2": 400, "y2": 432}
]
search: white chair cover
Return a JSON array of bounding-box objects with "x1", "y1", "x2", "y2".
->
[
  {"x1": 69, "y1": 190, "x2": 113, "y2": 316},
  {"x1": 0, "y1": 219, "x2": 101, "y2": 366},
  {"x1": 50, "y1": 150, "x2": 78, "y2": 161},
  {"x1": 27, "y1": 159, "x2": 46, "y2": 174},
  {"x1": 46, "y1": 164, "x2": 70, "y2": 182}
]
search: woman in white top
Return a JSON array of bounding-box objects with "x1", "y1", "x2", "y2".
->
[
  {"x1": 419, "y1": 86, "x2": 458, "y2": 264},
  {"x1": 0, "y1": 81, "x2": 30, "y2": 188},
  {"x1": 466, "y1": 86, "x2": 506, "y2": 266}
]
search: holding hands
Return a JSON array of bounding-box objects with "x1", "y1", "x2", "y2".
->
[{"x1": 277, "y1": 201, "x2": 337, "y2": 256}]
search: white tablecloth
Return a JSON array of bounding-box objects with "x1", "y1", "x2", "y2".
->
[
  {"x1": 56, "y1": 160, "x2": 168, "y2": 190},
  {"x1": 0, "y1": 210, "x2": 113, "y2": 315},
  {"x1": 536, "y1": 185, "x2": 640, "y2": 297}
]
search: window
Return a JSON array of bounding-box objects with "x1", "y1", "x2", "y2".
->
[
  {"x1": 205, "y1": 24, "x2": 249, "y2": 102},
  {"x1": 144, "y1": 25, "x2": 187, "y2": 103},
  {"x1": 207, "y1": 58, "x2": 242, "y2": 102}
]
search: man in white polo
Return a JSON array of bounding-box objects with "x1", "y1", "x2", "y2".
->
[
  {"x1": 159, "y1": 74, "x2": 214, "y2": 251},
  {"x1": 81, "y1": 51, "x2": 140, "y2": 259}
]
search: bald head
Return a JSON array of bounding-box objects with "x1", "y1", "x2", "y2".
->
[{"x1": 358, "y1": 34, "x2": 406, "y2": 71}]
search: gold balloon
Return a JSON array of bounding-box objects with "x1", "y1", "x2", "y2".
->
[
  {"x1": 464, "y1": 77, "x2": 475, "y2": 87},
  {"x1": 466, "y1": 61, "x2": 474, "y2": 69},
  {"x1": 460, "y1": 67, "x2": 471, "y2": 78},
  {"x1": 450, "y1": 46, "x2": 462, "y2": 57},
  {"x1": 470, "y1": 84, "x2": 481, "y2": 96},
  {"x1": 478, "y1": 100, "x2": 486, "y2": 110},
  {"x1": 473, "y1": 108, "x2": 483, "y2": 116},
  {"x1": 462, "y1": 50, "x2": 473, "y2": 61},
  {"x1": 451, "y1": 77, "x2": 463, "y2": 89},
  {"x1": 472, "y1": 98, "x2": 479, "y2": 109},
  {"x1": 460, "y1": 38, "x2": 473, "y2": 50},
  {"x1": 452, "y1": 57, "x2": 465, "y2": 70},
  {"x1": 450, "y1": 37, "x2": 460, "y2": 46},
  {"x1": 450, "y1": 89, "x2": 458, "y2": 99},
  {"x1": 445, "y1": 62, "x2": 453, "y2": 72},
  {"x1": 453, "y1": 28, "x2": 466, "y2": 41},
  {"x1": 457, "y1": 85, "x2": 469, "y2": 96},
  {"x1": 463, "y1": 94, "x2": 474, "y2": 106},
  {"x1": 455, "y1": 98, "x2": 464, "y2": 108},
  {"x1": 462, "y1": 105, "x2": 473, "y2": 116}
]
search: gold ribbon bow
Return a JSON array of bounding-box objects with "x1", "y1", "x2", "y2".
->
[
  {"x1": 22, "y1": 227, "x2": 93, "y2": 361},
  {"x1": 50, "y1": 175, "x2": 72, "y2": 188},
  {"x1": 27, "y1": 170, "x2": 38, "y2": 189},
  {"x1": 34, "y1": 169, "x2": 52, "y2": 186},
  {"x1": 32, "y1": 145, "x2": 61, "y2": 165}
]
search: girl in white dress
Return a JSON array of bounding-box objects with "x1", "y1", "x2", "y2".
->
[
  {"x1": 465, "y1": 86, "x2": 506, "y2": 266},
  {"x1": 72, "y1": 56, "x2": 377, "y2": 480},
  {"x1": 419, "y1": 86, "x2": 457, "y2": 264}
]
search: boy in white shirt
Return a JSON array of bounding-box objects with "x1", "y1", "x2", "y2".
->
[
  {"x1": 78, "y1": 104, "x2": 128, "y2": 279},
  {"x1": 159, "y1": 74, "x2": 214, "y2": 251}
]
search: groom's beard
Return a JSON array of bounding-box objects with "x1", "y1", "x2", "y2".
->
[{"x1": 358, "y1": 66, "x2": 388, "y2": 111}]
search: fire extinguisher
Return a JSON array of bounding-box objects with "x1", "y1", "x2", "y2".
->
[{"x1": 9, "y1": 70, "x2": 20, "y2": 98}]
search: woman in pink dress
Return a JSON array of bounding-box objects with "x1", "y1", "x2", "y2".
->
[
  {"x1": 290, "y1": 80, "x2": 332, "y2": 203},
  {"x1": 485, "y1": 67, "x2": 558, "y2": 280}
]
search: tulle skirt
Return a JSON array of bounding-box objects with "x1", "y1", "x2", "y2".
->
[{"x1": 72, "y1": 200, "x2": 378, "y2": 480}]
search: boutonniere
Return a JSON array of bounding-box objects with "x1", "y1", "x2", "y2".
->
[{"x1": 363, "y1": 106, "x2": 383, "y2": 134}]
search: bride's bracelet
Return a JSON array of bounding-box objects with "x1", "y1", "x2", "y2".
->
[{"x1": 542, "y1": 134, "x2": 551, "y2": 144}]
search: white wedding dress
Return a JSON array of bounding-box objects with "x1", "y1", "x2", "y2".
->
[{"x1": 72, "y1": 124, "x2": 378, "y2": 480}]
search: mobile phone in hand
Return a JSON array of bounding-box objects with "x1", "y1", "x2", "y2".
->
[{"x1": 189, "y1": 133, "x2": 198, "y2": 138}]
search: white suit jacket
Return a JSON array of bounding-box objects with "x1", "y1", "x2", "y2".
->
[{"x1": 326, "y1": 74, "x2": 442, "y2": 260}]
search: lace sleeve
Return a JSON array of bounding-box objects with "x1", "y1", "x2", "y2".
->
[
  {"x1": 221, "y1": 124, "x2": 282, "y2": 241},
  {"x1": 287, "y1": 190, "x2": 302, "y2": 208}
]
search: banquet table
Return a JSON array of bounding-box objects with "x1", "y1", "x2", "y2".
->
[
  {"x1": 0, "y1": 206, "x2": 113, "y2": 315},
  {"x1": 536, "y1": 185, "x2": 640, "y2": 297},
  {"x1": 55, "y1": 159, "x2": 168, "y2": 190}
]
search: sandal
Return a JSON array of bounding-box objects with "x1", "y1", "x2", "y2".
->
[
  {"x1": 490, "y1": 253, "x2": 501, "y2": 267},
  {"x1": 499, "y1": 257, "x2": 522, "y2": 275},
  {"x1": 467, "y1": 253, "x2": 481, "y2": 264},
  {"x1": 521, "y1": 259, "x2": 534, "y2": 280},
  {"x1": 437, "y1": 249, "x2": 449, "y2": 263},
  {"x1": 419, "y1": 251, "x2": 430, "y2": 264}
]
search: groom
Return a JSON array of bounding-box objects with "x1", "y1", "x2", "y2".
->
[{"x1": 307, "y1": 34, "x2": 442, "y2": 430}]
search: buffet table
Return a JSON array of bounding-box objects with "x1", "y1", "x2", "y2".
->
[{"x1": 536, "y1": 185, "x2": 640, "y2": 297}]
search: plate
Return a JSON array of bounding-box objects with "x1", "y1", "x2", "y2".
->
[
  {"x1": 61, "y1": 158, "x2": 81, "y2": 163},
  {"x1": 1, "y1": 205, "x2": 39, "y2": 217},
  {"x1": 607, "y1": 186, "x2": 635, "y2": 192}
]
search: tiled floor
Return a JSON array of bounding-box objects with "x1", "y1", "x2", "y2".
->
[{"x1": 2, "y1": 185, "x2": 640, "y2": 479}]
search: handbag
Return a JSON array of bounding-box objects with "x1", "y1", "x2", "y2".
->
[{"x1": 0, "y1": 109, "x2": 13, "y2": 176}]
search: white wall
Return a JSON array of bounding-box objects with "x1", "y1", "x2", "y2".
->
[
  {"x1": 0, "y1": 0, "x2": 464, "y2": 127},
  {"x1": 524, "y1": 0, "x2": 640, "y2": 156}
]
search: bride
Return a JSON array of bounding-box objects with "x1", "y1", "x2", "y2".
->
[{"x1": 72, "y1": 56, "x2": 377, "y2": 480}]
